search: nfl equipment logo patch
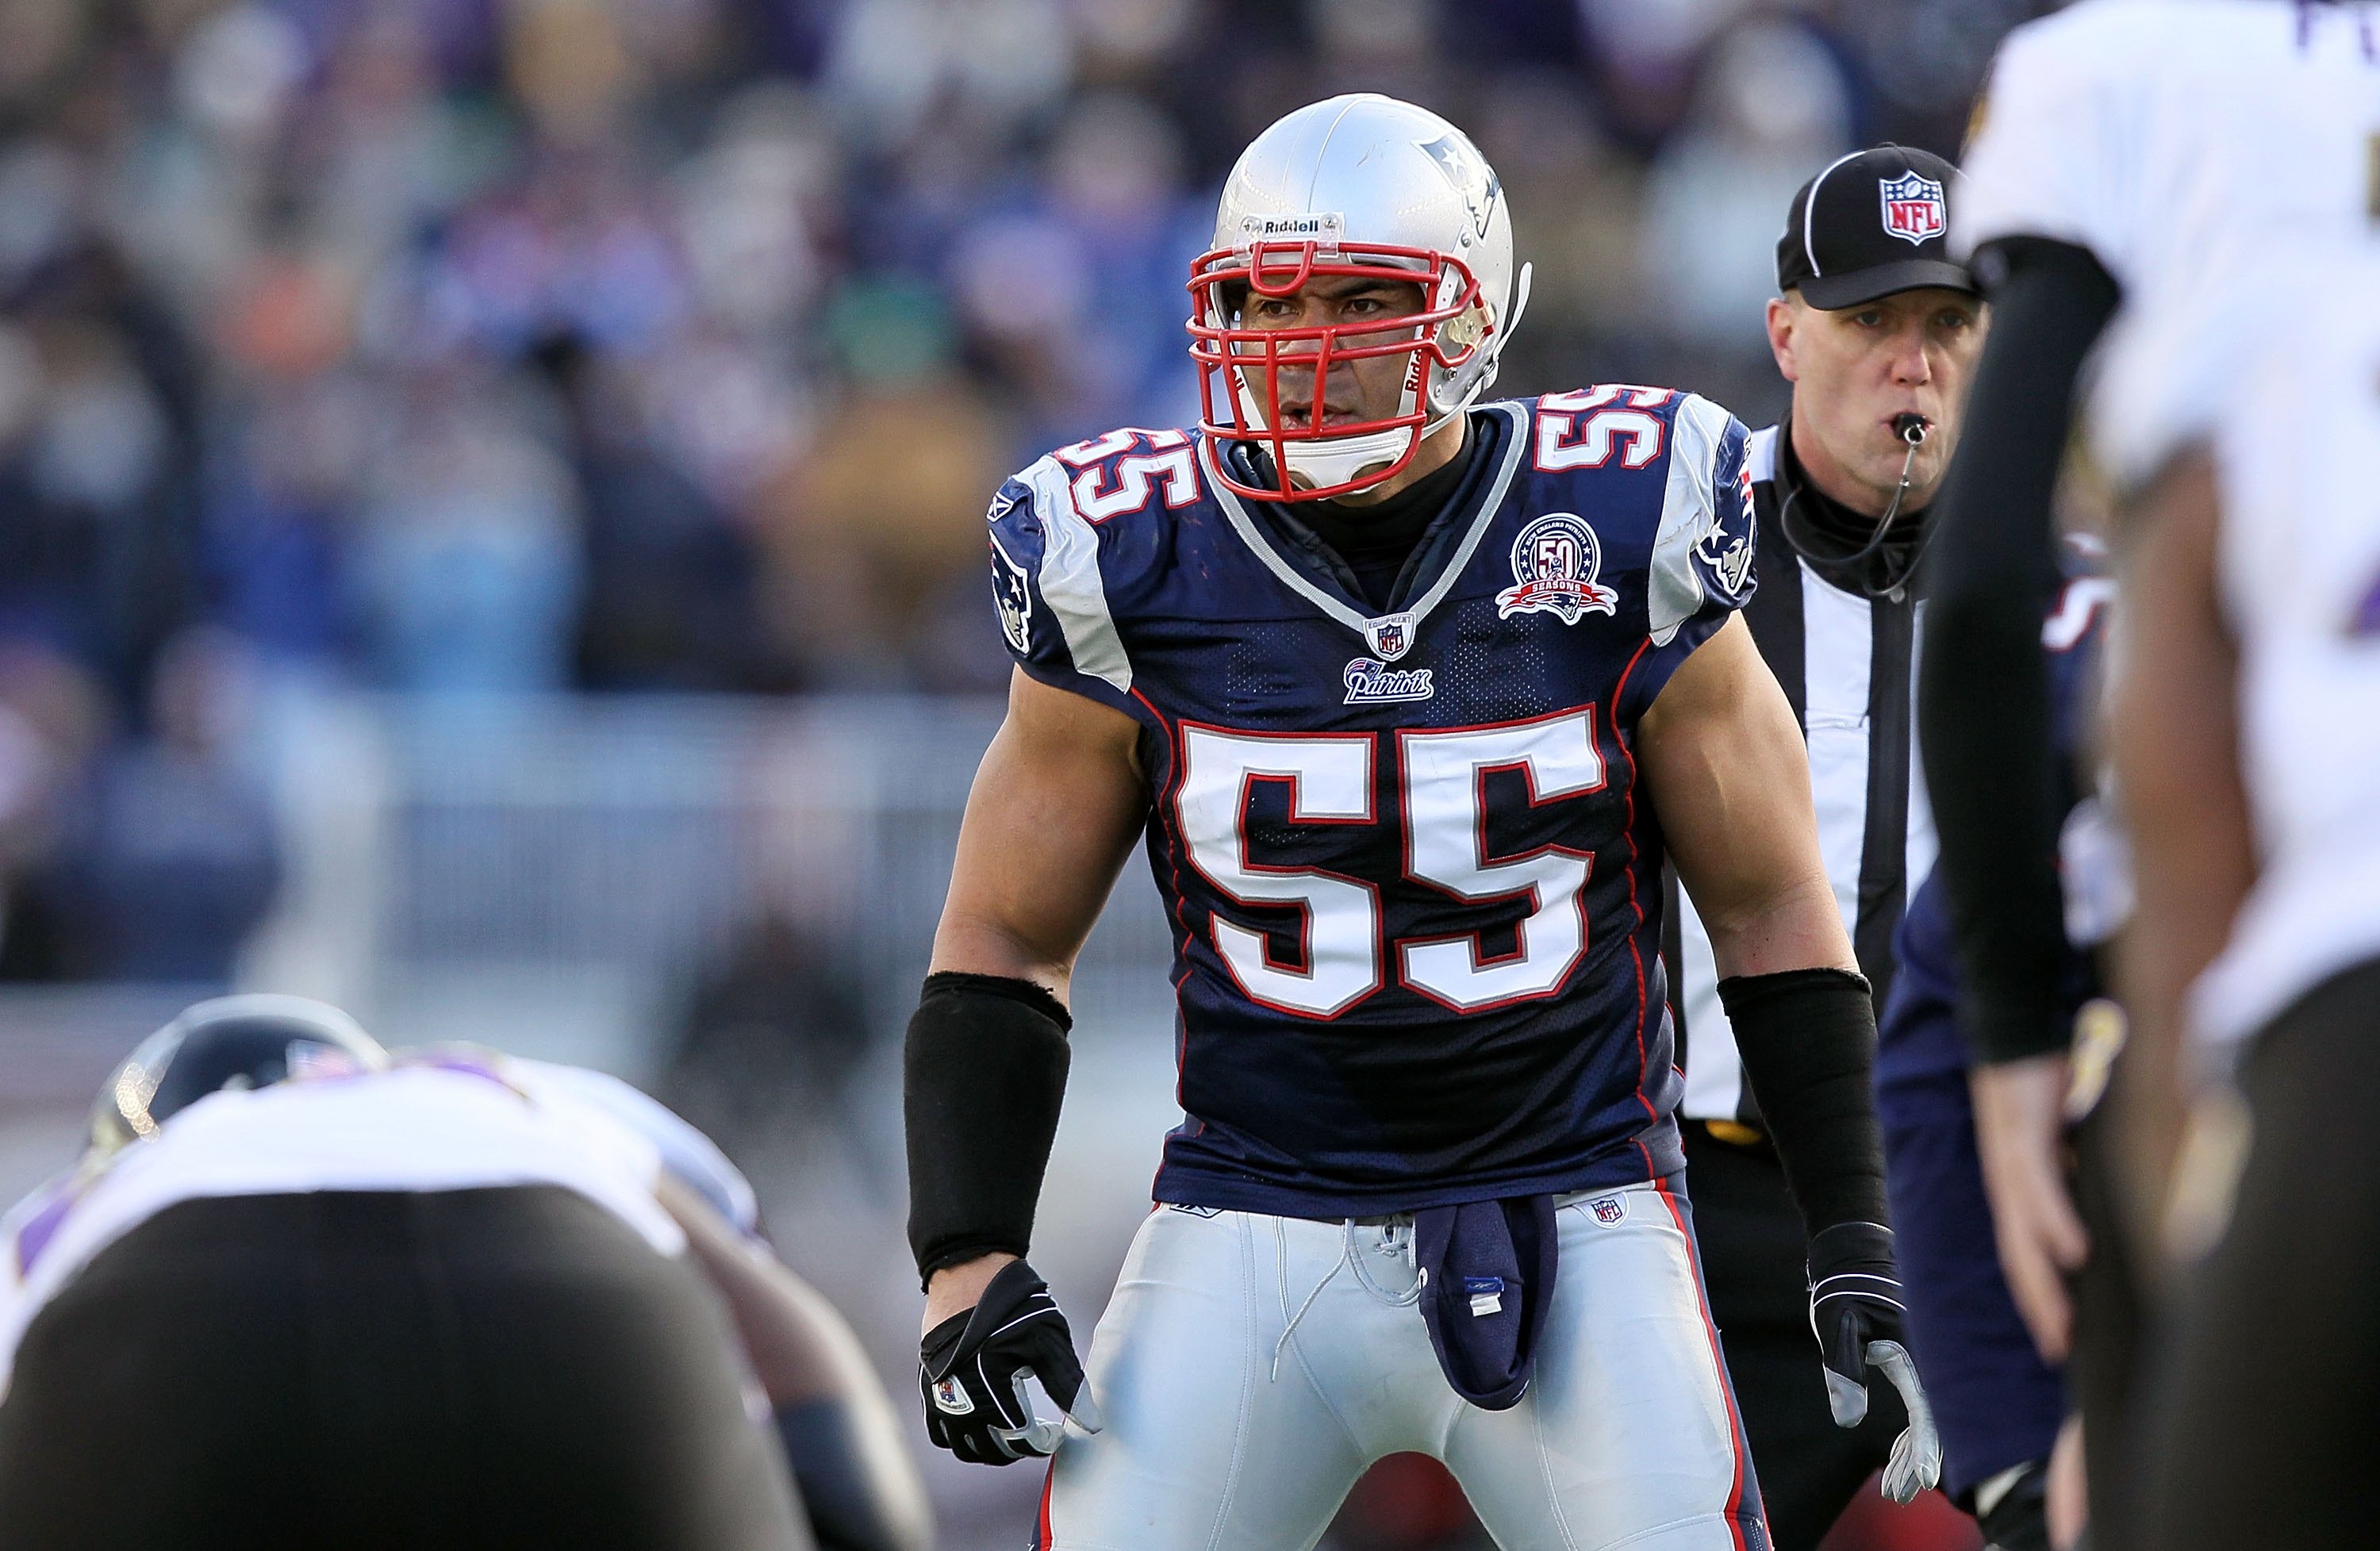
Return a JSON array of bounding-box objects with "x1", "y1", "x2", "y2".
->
[
  {"x1": 1589, "y1": 1196, "x2": 1626, "y2": 1226},
  {"x1": 1878, "y1": 171, "x2": 1946, "y2": 246},
  {"x1": 1497, "y1": 513, "x2": 1619, "y2": 625},
  {"x1": 1363, "y1": 612, "x2": 1416, "y2": 662}
]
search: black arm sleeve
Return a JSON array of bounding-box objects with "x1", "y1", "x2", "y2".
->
[
  {"x1": 1917, "y1": 236, "x2": 2121, "y2": 1066},
  {"x1": 903, "y1": 972, "x2": 1070, "y2": 1284},
  {"x1": 1722, "y1": 967, "x2": 1890, "y2": 1236}
]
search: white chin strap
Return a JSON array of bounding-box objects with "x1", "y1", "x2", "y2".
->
[{"x1": 1280, "y1": 422, "x2": 1422, "y2": 492}]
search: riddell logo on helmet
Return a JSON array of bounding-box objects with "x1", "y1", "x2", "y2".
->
[{"x1": 1237, "y1": 212, "x2": 1345, "y2": 251}]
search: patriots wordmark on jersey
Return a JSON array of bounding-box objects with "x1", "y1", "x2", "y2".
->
[{"x1": 989, "y1": 388, "x2": 1756, "y2": 1219}]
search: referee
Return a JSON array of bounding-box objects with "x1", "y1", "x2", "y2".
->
[{"x1": 1665, "y1": 144, "x2": 1984, "y2": 1551}]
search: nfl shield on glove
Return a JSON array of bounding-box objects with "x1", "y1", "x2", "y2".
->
[{"x1": 919, "y1": 1259, "x2": 1101, "y2": 1465}]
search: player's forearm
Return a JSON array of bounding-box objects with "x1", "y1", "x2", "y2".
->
[
  {"x1": 1726, "y1": 967, "x2": 1890, "y2": 1235},
  {"x1": 928, "y1": 919, "x2": 1075, "y2": 1001},
  {"x1": 1701, "y1": 871, "x2": 1857, "y2": 981},
  {"x1": 903, "y1": 974, "x2": 1072, "y2": 1285}
]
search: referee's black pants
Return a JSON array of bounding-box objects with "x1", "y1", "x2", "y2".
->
[
  {"x1": 2148, "y1": 955, "x2": 2380, "y2": 1551},
  {"x1": 1684, "y1": 1123, "x2": 1903, "y2": 1551},
  {"x1": 0, "y1": 1185, "x2": 811, "y2": 1551}
]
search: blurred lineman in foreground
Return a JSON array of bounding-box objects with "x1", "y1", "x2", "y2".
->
[
  {"x1": 0, "y1": 995, "x2": 928, "y2": 1551},
  {"x1": 1666, "y1": 143, "x2": 1982, "y2": 1551},
  {"x1": 2109, "y1": 263, "x2": 2380, "y2": 1551},
  {"x1": 902, "y1": 92, "x2": 1936, "y2": 1549},
  {"x1": 1923, "y1": 4, "x2": 2380, "y2": 1546}
]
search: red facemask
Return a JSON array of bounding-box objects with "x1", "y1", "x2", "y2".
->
[{"x1": 1186, "y1": 238, "x2": 1490, "y2": 503}]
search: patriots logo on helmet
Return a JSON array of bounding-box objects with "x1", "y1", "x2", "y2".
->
[
  {"x1": 1418, "y1": 132, "x2": 1499, "y2": 239},
  {"x1": 1497, "y1": 513, "x2": 1619, "y2": 626},
  {"x1": 1878, "y1": 171, "x2": 1946, "y2": 246}
]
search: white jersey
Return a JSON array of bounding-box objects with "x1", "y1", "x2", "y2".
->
[
  {"x1": 1956, "y1": 0, "x2": 2380, "y2": 489},
  {"x1": 2189, "y1": 259, "x2": 2380, "y2": 1058},
  {"x1": 0, "y1": 1058, "x2": 735, "y2": 1396}
]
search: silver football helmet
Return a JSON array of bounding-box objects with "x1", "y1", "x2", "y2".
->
[{"x1": 1188, "y1": 94, "x2": 1531, "y2": 501}]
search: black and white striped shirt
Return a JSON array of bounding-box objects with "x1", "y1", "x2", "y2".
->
[{"x1": 1667, "y1": 423, "x2": 1936, "y2": 1124}]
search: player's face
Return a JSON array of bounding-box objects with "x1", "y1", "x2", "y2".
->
[
  {"x1": 1767, "y1": 286, "x2": 1986, "y2": 516},
  {"x1": 1231, "y1": 275, "x2": 1431, "y2": 433}
]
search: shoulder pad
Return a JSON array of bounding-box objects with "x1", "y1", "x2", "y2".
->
[{"x1": 986, "y1": 428, "x2": 1199, "y2": 701}]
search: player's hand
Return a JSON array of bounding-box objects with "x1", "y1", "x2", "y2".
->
[
  {"x1": 1970, "y1": 1053, "x2": 2089, "y2": 1363},
  {"x1": 918, "y1": 1257, "x2": 1101, "y2": 1465},
  {"x1": 1806, "y1": 1221, "x2": 1941, "y2": 1503}
]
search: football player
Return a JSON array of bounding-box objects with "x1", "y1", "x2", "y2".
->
[
  {"x1": 902, "y1": 94, "x2": 1937, "y2": 1549},
  {"x1": 1666, "y1": 144, "x2": 1982, "y2": 1551},
  {"x1": 0, "y1": 996, "x2": 929, "y2": 1551},
  {"x1": 1919, "y1": 9, "x2": 2380, "y2": 1543},
  {"x1": 2110, "y1": 259, "x2": 2380, "y2": 1551}
]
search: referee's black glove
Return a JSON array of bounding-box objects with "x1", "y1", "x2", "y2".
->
[
  {"x1": 1807, "y1": 1221, "x2": 1941, "y2": 1503},
  {"x1": 919, "y1": 1259, "x2": 1101, "y2": 1465}
]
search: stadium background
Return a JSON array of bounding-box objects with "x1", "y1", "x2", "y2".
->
[{"x1": 0, "y1": 1, "x2": 2045, "y2": 1544}]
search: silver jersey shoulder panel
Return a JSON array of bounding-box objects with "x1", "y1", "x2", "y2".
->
[
  {"x1": 1019, "y1": 455, "x2": 1135, "y2": 693},
  {"x1": 1648, "y1": 394, "x2": 1738, "y2": 647}
]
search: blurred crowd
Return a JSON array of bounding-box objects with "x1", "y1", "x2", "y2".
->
[{"x1": 0, "y1": 0, "x2": 2031, "y2": 985}]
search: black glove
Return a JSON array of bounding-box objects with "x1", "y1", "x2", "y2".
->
[
  {"x1": 919, "y1": 1259, "x2": 1101, "y2": 1465},
  {"x1": 1807, "y1": 1221, "x2": 1941, "y2": 1503}
]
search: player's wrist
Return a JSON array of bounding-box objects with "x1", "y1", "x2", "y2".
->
[{"x1": 922, "y1": 1253, "x2": 1017, "y2": 1332}]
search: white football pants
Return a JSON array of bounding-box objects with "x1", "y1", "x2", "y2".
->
[{"x1": 1036, "y1": 1181, "x2": 1768, "y2": 1551}]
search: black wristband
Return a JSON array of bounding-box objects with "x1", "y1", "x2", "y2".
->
[
  {"x1": 904, "y1": 973, "x2": 1071, "y2": 1284},
  {"x1": 1921, "y1": 236, "x2": 2121, "y2": 1067},
  {"x1": 1720, "y1": 966, "x2": 1889, "y2": 1236}
]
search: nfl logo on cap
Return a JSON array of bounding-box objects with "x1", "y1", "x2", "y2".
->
[{"x1": 1878, "y1": 171, "x2": 1945, "y2": 246}]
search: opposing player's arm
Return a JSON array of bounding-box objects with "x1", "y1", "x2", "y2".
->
[
  {"x1": 1640, "y1": 616, "x2": 1941, "y2": 1499},
  {"x1": 656, "y1": 1174, "x2": 935, "y2": 1551}
]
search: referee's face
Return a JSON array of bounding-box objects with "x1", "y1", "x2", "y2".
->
[{"x1": 1767, "y1": 286, "x2": 1985, "y2": 518}]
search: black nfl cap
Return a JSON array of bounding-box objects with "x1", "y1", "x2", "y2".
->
[{"x1": 1776, "y1": 144, "x2": 1975, "y2": 309}]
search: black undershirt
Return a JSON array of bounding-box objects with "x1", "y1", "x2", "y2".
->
[
  {"x1": 1773, "y1": 420, "x2": 1930, "y2": 601},
  {"x1": 1273, "y1": 423, "x2": 1481, "y2": 612}
]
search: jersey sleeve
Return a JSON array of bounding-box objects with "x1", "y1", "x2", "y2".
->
[
  {"x1": 1621, "y1": 395, "x2": 1756, "y2": 724},
  {"x1": 1956, "y1": 11, "x2": 2140, "y2": 277},
  {"x1": 505, "y1": 1059, "x2": 762, "y2": 1237},
  {"x1": 986, "y1": 460, "x2": 1142, "y2": 719}
]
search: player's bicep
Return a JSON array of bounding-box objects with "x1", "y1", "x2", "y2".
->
[
  {"x1": 1637, "y1": 615, "x2": 1853, "y2": 977},
  {"x1": 930, "y1": 668, "x2": 1150, "y2": 995}
]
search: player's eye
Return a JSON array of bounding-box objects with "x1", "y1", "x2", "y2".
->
[
  {"x1": 1935, "y1": 309, "x2": 1975, "y2": 332},
  {"x1": 1853, "y1": 309, "x2": 1887, "y2": 328}
]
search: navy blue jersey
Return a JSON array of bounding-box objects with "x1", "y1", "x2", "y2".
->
[{"x1": 988, "y1": 391, "x2": 1757, "y2": 1218}]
